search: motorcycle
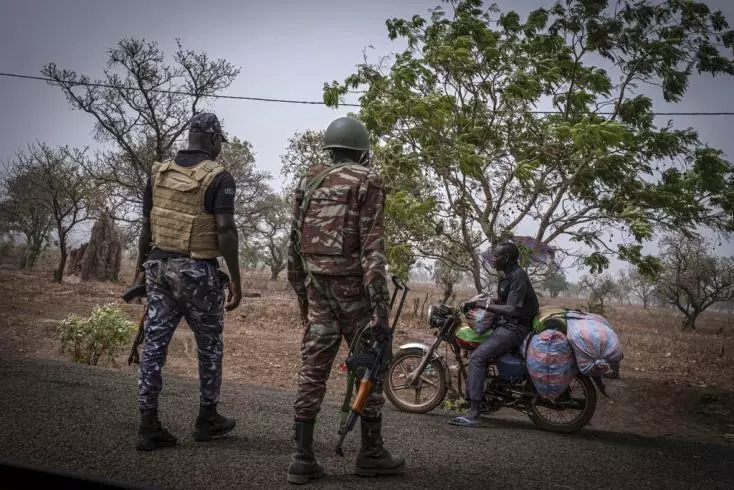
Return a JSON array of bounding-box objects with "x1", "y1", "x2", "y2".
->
[{"x1": 385, "y1": 301, "x2": 599, "y2": 434}]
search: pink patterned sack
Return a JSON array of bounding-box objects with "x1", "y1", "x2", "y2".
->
[
  {"x1": 524, "y1": 329, "x2": 578, "y2": 400},
  {"x1": 565, "y1": 313, "x2": 624, "y2": 377}
]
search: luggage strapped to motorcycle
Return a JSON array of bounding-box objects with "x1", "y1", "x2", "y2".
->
[{"x1": 525, "y1": 310, "x2": 610, "y2": 398}]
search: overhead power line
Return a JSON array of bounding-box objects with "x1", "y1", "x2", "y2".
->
[
  {"x1": 0, "y1": 71, "x2": 356, "y2": 106},
  {"x1": 2, "y1": 70, "x2": 734, "y2": 116}
]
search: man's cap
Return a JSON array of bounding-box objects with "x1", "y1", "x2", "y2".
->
[{"x1": 189, "y1": 112, "x2": 228, "y2": 142}]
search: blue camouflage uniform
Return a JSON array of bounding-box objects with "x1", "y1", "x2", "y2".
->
[{"x1": 134, "y1": 112, "x2": 237, "y2": 451}]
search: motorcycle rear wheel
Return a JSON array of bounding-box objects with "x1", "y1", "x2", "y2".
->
[
  {"x1": 385, "y1": 348, "x2": 448, "y2": 414},
  {"x1": 528, "y1": 374, "x2": 597, "y2": 434}
]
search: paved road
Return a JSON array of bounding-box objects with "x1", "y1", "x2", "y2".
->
[{"x1": 0, "y1": 357, "x2": 732, "y2": 490}]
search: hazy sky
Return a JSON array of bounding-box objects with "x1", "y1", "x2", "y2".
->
[{"x1": 1, "y1": 0, "x2": 733, "y2": 279}]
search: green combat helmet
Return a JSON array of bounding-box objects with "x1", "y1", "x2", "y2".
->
[{"x1": 323, "y1": 116, "x2": 370, "y2": 151}]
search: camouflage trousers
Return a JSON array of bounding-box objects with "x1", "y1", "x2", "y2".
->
[
  {"x1": 138, "y1": 257, "x2": 226, "y2": 411},
  {"x1": 294, "y1": 274, "x2": 392, "y2": 421}
]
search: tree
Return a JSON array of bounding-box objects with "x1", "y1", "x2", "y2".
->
[
  {"x1": 580, "y1": 272, "x2": 618, "y2": 314},
  {"x1": 217, "y1": 137, "x2": 272, "y2": 239},
  {"x1": 434, "y1": 259, "x2": 461, "y2": 303},
  {"x1": 542, "y1": 270, "x2": 569, "y2": 297},
  {"x1": 253, "y1": 193, "x2": 291, "y2": 280},
  {"x1": 611, "y1": 270, "x2": 631, "y2": 304},
  {"x1": 8, "y1": 143, "x2": 97, "y2": 282},
  {"x1": 625, "y1": 265, "x2": 658, "y2": 308},
  {"x1": 565, "y1": 280, "x2": 586, "y2": 300},
  {"x1": 323, "y1": 0, "x2": 734, "y2": 291},
  {"x1": 657, "y1": 233, "x2": 734, "y2": 330},
  {"x1": 279, "y1": 130, "x2": 330, "y2": 196},
  {"x1": 0, "y1": 167, "x2": 55, "y2": 268},
  {"x1": 42, "y1": 38, "x2": 240, "y2": 227}
]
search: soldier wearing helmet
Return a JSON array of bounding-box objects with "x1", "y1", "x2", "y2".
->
[{"x1": 285, "y1": 116, "x2": 405, "y2": 484}]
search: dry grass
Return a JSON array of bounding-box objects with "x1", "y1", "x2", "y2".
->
[
  {"x1": 1, "y1": 250, "x2": 733, "y2": 445},
  {"x1": 2, "y1": 248, "x2": 732, "y2": 393}
]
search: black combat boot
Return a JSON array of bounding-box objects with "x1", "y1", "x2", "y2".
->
[
  {"x1": 355, "y1": 414, "x2": 405, "y2": 477},
  {"x1": 193, "y1": 403, "x2": 236, "y2": 441},
  {"x1": 136, "y1": 409, "x2": 177, "y2": 451},
  {"x1": 286, "y1": 419, "x2": 325, "y2": 485}
]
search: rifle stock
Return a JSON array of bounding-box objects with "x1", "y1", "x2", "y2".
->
[
  {"x1": 121, "y1": 282, "x2": 147, "y2": 366},
  {"x1": 334, "y1": 341, "x2": 386, "y2": 456},
  {"x1": 127, "y1": 310, "x2": 146, "y2": 366},
  {"x1": 334, "y1": 274, "x2": 410, "y2": 456},
  {"x1": 351, "y1": 378, "x2": 374, "y2": 413},
  {"x1": 122, "y1": 283, "x2": 146, "y2": 303}
]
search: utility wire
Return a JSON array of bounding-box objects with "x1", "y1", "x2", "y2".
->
[
  {"x1": 0, "y1": 71, "x2": 357, "y2": 106},
  {"x1": 2, "y1": 70, "x2": 734, "y2": 116}
]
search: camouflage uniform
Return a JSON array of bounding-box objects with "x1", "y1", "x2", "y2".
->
[
  {"x1": 134, "y1": 112, "x2": 236, "y2": 452},
  {"x1": 286, "y1": 141, "x2": 404, "y2": 483},
  {"x1": 288, "y1": 161, "x2": 390, "y2": 420},
  {"x1": 138, "y1": 257, "x2": 226, "y2": 411}
]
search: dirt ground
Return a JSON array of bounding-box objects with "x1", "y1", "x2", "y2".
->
[{"x1": 1, "y1": 264, "x2": 732, "y2": 446}]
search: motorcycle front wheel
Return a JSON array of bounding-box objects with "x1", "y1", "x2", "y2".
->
[
  {"x1": 385, "y1": 347, "x2": 448, "y2": 414},
  {"x1": 528, "y1": 374, "x2": 597, "y2": 434}
]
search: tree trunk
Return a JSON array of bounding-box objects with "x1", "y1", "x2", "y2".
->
[
  {"x1": 19, "y1": 246, "x2": 31, "y2": 269},
  {"x1": 442, "y1": 282, "x2": 454, "y2": 304},
  {"x1": 681, "y1": 310, "x2": 699, "y2": 331},
  {"x1": 270, "y1": 268, "x2": 280, "y2": 281},
  {"x1": 54, "y1": 238, "x2": 67, "y2": 283},
  {"x1": 20, "y1": 239, "x2": 43, "y2": 269},
  {"x1": 66, "y1": 243, "x2": 88, "y2": 276},
  {"x1": 472, "y1": 267, "x2": 483, "y2": 294}
]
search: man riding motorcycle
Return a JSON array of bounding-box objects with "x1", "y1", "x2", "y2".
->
[{"x1": 449, "y1": 241, "x2": 540, "y2": 428}]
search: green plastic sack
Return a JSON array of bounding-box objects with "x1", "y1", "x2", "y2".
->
[{"x1": 455, "y1": 325, "x2": 494, "y2": 350}]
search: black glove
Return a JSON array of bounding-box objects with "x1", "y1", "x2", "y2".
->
[{"x1": 372, "y1": 317, "x2": 392, "y2": 343}]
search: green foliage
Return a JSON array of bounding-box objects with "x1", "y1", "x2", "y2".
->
[
  {"x1": 57, "y1": 304, "x2": 137, "y2": 366},
  {"x1": 323, "y1": 0, "x2": 734, "y2": 291},
  {"x1": 542, "y1": 271, "x2": 569, "y2": 298}
]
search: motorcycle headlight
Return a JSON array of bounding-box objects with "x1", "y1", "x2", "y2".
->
[{"x1": 427, "y1": 305, "x2": 435, "y2": 326}]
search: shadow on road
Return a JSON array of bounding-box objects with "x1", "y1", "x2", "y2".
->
[{"x1": 411, "y1": 408, "x2": 734, "y2": 452}]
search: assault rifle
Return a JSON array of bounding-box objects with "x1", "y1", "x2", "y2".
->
[
  {"x1": 121, "y1": 282, "x2": 147, "y2": 366},
  {"x1": 334, "y1": 275, "x2": 409, "y2": 456}
]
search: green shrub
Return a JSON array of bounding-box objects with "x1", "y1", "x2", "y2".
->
[{"x1": 57, "y1": 303, "x2": 137, "y2": 366}]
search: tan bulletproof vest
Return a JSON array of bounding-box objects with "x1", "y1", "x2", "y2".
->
[{"x1": 149, "y1": 159, "x2": 225, "y2": 259}]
